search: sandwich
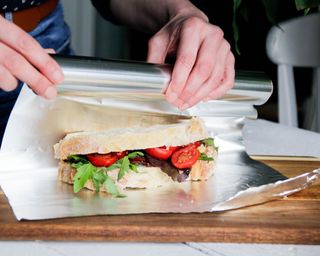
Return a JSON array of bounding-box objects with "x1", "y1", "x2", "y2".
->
[{"x1": 54, "y1": 118, "x2": 218, "y2": 197}]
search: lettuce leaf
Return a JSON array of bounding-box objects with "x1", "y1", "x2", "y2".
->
[{"x1": 69, "y1": 151, "x2": 143, "y2": 196}]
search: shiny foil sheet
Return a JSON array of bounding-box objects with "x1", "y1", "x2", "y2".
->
[
  {"x1": 0, "y1": 58, "x2": 319, "y2": 220},
  {"x1": 54, "y1": 55, "x2": 272, "y2": 108}
]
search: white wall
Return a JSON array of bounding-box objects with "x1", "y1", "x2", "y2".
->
[
  {"x1": 60, "y1": 0, "x2": 96, "y2": 56},
  {"x1": 60, "y1": 0, "x2": 128, "y2": 59}
]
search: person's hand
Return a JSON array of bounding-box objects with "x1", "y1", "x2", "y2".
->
[
  {"x1": 0, "y1": 16, "x2": 63, "y2": 99},
  {"x1": 147, "y1": 12, "x2": 235, "y2": 110}
]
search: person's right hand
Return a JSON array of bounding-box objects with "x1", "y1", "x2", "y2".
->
[{"x1": 0, "y1": 16, "x2": 63, "y2": 99}]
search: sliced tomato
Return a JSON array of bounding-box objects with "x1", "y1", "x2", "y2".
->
[
  {"x1": 192, "y1": 141, "x2": 201, "y2": 148},
  {"x1": 171, "y1": 144, "x2": 200, "y2": 169},
  {"x1": 115, "y1": 151, "x2": 128, "y2": 159},
  {"x1": 87, "y1": 153, "x2": 118, "y2": 167},
  {"x1": 145, "y1": 146, "x2": 173, "y2": 160},
  {"x1": 169, "y1": 146, "x2": 181, "y2": 152}
]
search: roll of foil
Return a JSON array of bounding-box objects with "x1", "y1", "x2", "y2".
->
[{"x1": 53, "y1": 55, "x2": 273, "y2": 106}]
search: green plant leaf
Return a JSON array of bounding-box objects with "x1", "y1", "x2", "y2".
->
[
  {"x1": 92, "y1": 178, "x2": 100, "y2": 192},
  {"x1": 73, "y1": 163, "x2": 95, "y2": 193},
  {"x1": 93, "y1": 171, "x2": 107, "y2": 183},
  {"x1": 68, "y1": 155, "x2": 88, "y2": 164},
  {"x1": 103, "y1": 176, "x2": 126, "y2": 197},
  {"x1": 129, "y1": 163, "x2": 138, "y2": 172},
  {"x1": 260, "y1": 0, "x2": 279, "y2": 26},
  {"x1": 201, "y1": 138, "x2": 214, "y2": 147},
  {"x1": 232, "y1": 0, "x2": 242, "y2": 55},
  {"x1": 201, "y1": 138, "x2": 218, "y2": 151},
  {"x1": 70, "y1": 151, "x2": 143, "y2": 195},
  {"x1": 118, "y1": 156, "x2": 130, "y2": 181},
  {"x1": 92, "y1": 171, "x2": 107, "y2": 191},
  {"x1": 198, "y1": 152, "x2": 214, "y2": 161},
  {"x1": 71, "y1": 162, "x2": 85, "y2": 169},
  {"x1": 127, "y1": 151, "x2": 144, "y2": 159},
  {"x1": 295, "y1": 0, "x2": 320, "y2": 10},
  {"x1": 304, "y1": 8, "x2": 311, "y2": 15},
  {"x1": 105, "y1": 162, "x2": 121, "y2": 171}
]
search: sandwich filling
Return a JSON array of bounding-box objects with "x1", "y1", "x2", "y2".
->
[{"x1": 62, "y1": 138, "x2": 217, "y2": 197}]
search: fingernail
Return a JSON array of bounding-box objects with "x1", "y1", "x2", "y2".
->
[
  {"x1": 51, "y1": 70, "x2": 64, "y2": 84},
  {"x1": 1, "y1": 83, "x2": 17, "y2": 92},
  {"x1": 166, "y1": 91, "x2": 179, "y2": 103},
  {"x1": 181, "y1": 103, "x2": 189, "y2": 110},
  {"x1": 46, "y1": 48, "x2": 56, "y2": 54},
  {"x1": 174, "y1": 98, "x2": 185, "y2": 107},
  {"x1": 44, "y1": 86, "x2": 57, "y2": 100}
]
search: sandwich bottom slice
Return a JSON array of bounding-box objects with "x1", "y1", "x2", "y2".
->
[{"x1": 54, "y1": 118, "x2": 218, "y2": 197}]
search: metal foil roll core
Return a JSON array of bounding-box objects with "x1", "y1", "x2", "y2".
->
[{"x1": 53, "y1": 55, "x2": 273, "y2": 106}]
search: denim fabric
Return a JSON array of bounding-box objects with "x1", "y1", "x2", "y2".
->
[{"x1": 0, "y1": 1, "x2": 72, "y2": 145}]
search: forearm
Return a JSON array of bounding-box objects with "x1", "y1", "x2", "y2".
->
[{"x1": 109, "y1": 0, "x2": 208, "y2": 33}]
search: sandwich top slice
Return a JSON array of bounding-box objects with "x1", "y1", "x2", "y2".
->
[{"x1": 54, "y1": 118, "x2": 218, "y2": 197}]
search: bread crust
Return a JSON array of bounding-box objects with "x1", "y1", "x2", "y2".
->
[{"x1": 54, "y1": 118, "x2": 208, "y2": 160}]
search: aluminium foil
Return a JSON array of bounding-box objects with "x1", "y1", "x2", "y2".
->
[{"x1": 0, "y1": 73, "x2": 318, "y2": 220}]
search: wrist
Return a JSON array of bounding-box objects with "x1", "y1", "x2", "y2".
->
[{"x1": 167, "y1": 0, "x2": 209, "y2": 23}]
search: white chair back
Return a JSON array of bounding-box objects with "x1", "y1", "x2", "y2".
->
[{"x1": 266, "y1": 12, "x2": 320, "y2": 131}]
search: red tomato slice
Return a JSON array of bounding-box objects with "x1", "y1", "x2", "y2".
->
[
  {"x1": 171, "y1": 144, "x2": 200, "y2": 169},
  {"x1": 145, "y1": 146, "x2": 173, "y2": 160},
  {"x1": 169, "y1": 146, "x2": 181, "y2": 152},
  {"x1": 87, "y1": 153, "x2": 118, "y2": 167},
  {"x1": 116, "y1": 151, "x2": 128, "y2": 159},
  {"x1": 192, "y1": 141, "x2": 201, "y2": 148}
]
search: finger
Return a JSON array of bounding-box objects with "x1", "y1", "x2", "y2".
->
[
  {"x1": 0, "y1": 43, "x2": 57, "y2": 99},
  {"x1": 206, "y1": 52, "x2": 235, "y2": 100},
  {"x1": 147, "y1": 31, "x2": 170, "y2": 64},
  {"x1": 0, "y1": 65, "x2": 18, "y2": 91},
  {"x1": 183, "y1": 49, "x2": 234, "y2": 109},
  {"x1": 0, "y1": 17, "x2": 63, "y2": 85},
  {"x1": 204, "y1": 77, "x2": 233, "y2": 101},
  {"x1": 165, "y1": 17, "x2": 201, "y2": 106},
  {"x1": 181, "y1": 40, "x2": 231, "y2": 109},
  {"x1": 45, "y1": 48, "x2": 56, "y2": 54},
  {"x1": 177, "y1": 27, "x2": 224, "y2": 105}
]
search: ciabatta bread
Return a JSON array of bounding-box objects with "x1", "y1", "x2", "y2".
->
[
  {"x1": 58, "y1": 161, "x2": 175, "y2": 191},
  {"x1": 55, "y1": 117, "x2": 217, "y2": 193},
  {"x1": 54, "y1": 118, "x2": 208, "y2": 160}
]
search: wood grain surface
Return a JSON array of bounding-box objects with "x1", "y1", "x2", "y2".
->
[{"x1": 1, "y1": 159, "x2": 320, "y2": 244}]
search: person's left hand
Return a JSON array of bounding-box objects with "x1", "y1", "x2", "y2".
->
[{"x1": 147, "y1": 12, "x2": 235, "y2": 110}]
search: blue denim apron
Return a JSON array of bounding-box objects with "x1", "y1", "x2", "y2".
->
[{"x1": 0, "y1": 1, "x2": 72, "y2": 144}]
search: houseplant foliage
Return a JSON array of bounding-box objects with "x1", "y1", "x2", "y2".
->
[{"x1": 233, "y1": 0, "x2": 320, "y2": 54}]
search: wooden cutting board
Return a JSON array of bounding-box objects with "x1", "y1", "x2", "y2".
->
[{"x1": 1, "y1": 159, "x2": 320, "y2": 244}]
